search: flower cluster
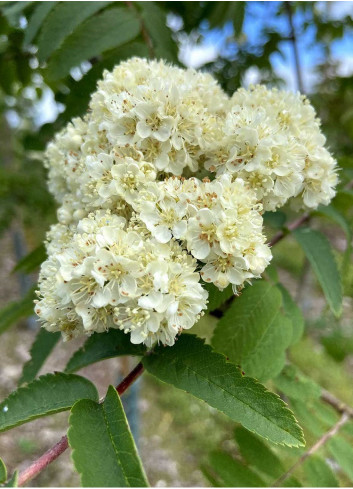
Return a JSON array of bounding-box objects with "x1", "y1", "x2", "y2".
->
[{"x1": 36, "y1": 58, "x2": 337, "y2": 346}]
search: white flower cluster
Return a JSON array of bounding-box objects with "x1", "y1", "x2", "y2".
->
[{"x1": 36, "y1": 58, "x2": 337, "y2": 346}]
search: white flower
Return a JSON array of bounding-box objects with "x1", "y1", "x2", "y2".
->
[{"x1": 140, "y1": 198, "x2": 187, "y2": 243}]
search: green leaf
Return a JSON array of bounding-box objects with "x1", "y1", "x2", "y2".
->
[
  {"x1": 65, "y1": 329, "x2": 146, "y2": 373},
  {"x1": 137, "y1": 2, "x2": 178, "y2": 62},
  {"x1": 277, "y1": 284, "x2": 304, "y2": 345},
  {"x1": 234, "y1": 426, "x2": 284, "y2": 478},
  {"x1": 46, "y1": 7, "x2": 140, "y2": 80},
  {"x1": 274, "y1": 365, "x2": 321, "y2": 402},
  {"x1": 292, "y1": 228, "x2": 342, "y2": 317},
  {"x1": 208, "y1": 451, "x2": 265, "y2": 487},
  {"x1": 208, "y1": 2, "x2": 245, "y2": 34},
  {"x1": 12, "y1": 244, "x2": 46, "y2": 274},
  {"x1": 0, "y1": 373, "x2": 98, "y2": 433},
  {"x1": 212, "y1": 281, "x2": 290, "y2": 381},
  {"x1": 23, "y1": 1, "x2": 58, "y2": 46},
  {"x1": 289, "y1": 399, "x2": 328, "y2": 438},
  {"x1": 0, "y1": 458, "x2": 7, "y2": 484},
  {"x1": 37, "y1": 1, "x2": 112, "y2": 62},
  {"x1": 303, "y1": 455, "x2": 338, "y2": 487},
  {"x1": 328, "y1": 437, "x2": 353, "y2": 482},
  {"x1": 19, "y1": 328, "x2": 60, "y2": 385},
  {"x1": 3, "y1": 471, "x2": 18, "y2": 487},
  {"x1": 0, "y1": 288, "x2": 35, "y2": 335},
  {"x1": 68, "y1": 385, "x2": 148, "y2": 487},
  {"x1": 143, "y1": 335, "x2": 305, "y2": 447},
  {"x1": 204, "y1": 283, "x2": 233, "y2": 313}
]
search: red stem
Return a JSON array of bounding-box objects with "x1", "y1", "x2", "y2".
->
[
  {"x1": 269, "y1": 213, "x2": 310, "y2": 247},
  {"x1": 17, "y1": 362, "x2": 144, "y2": 487}
]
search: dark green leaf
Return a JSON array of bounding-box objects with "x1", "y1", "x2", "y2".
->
[
  {"x1": 143, "y1": 335, "x2": 304, "y2": 446},
  {"x1": 292, "y1": 228, "x2": 342, "y2": 317},
  {"x1": 0, "y1": 458, "x2": 7, "y2": 484},
  {"x1": 277, "y1": 284, "x2": 304, "y2": 345},
  {"x1": 46, "y1": 7, "x2": 140, "y2": 80},
  {"x1": 208, "y1": 451, "x2": 265, "y2": 487},
  {"x1": 304, "y1": 455, "x2": 338, "y2": 487},
  {"x1": 204, "y1": 283, "x2": 233, "y2": 313},
  {"x1": 23, "y1": 1, "x2": 57, "y2": 46},
  {"x1": 328, "y1": 437, "x2": 353, "y2": 482},
  {"x1": 37, "y1": 1, "x2": 111, "y2": 62},
  {"x1": 0, "y1": 373, "x2": 98, "y2": 432},
  {"x1": 19, "y1": 328, "x2": 60, "y2": 385},
  {"x1": 65, "y1": 329, "x2": 146, "y2": 373},
  {"x1": 12, "y1": 244, "x2": 46, "y2": 274},
  {"x1": 234, "y1": 426, "x2": 284, "y2": 478},
  {"x1": 0, "y1": 288, "x2": 35, "y2": 335},
  {"x1": 68, "y1": 385, "x2": 148, "y2": 487}
]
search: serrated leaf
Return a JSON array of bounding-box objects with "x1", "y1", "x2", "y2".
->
[
  {"x1": 292, "y1": 228, "x2": 342, "y2": 317},
  {"x1": 0, "y1": 373, "x2": 98, "y2": 433},
  {"x1": 234, "y1": 426, "x2": 284, "y2": 478},
  {"x1": 137, "y1": 2, "x2": 178, "y2": 62},
  {"x1": 0, "y1": 458, "x2": 7, "y2": 484},
  {"x1": 0, "y1": 288, "x2": 35, "y2": 335},
  {"x1": 304, "y1": 455, "x2": 338, "y2": 487},
  {"x1": 68, "y1": 385, "x2": 148, "y2": 487},
  {"x1": 19, "y1": 328, "x2": 60, "y2": 385},
  {"x1": 23, "y1": 1, "x2": 57, "y2": 46},
  {"x1": 46, "y1": 7, "x2": 140, "y2": 80},
  {"x1": 278, "y1": 284, "x2": 304, "y2": 345},
  {"x1": 143, "y1": 335, "x2": 304, "y2": 447},
  {"x1": 37, "y1": 1, "x2": 111, "y2": 62},
  {"x1": 12, "y1": 244, "x2": 46, "y2": 274},
  {"x1": 65, "y1": 329, "x2": 146, "y2": 373},
  {"x1": 208, "y1": 451, "x2": 265, "y2": 487},
  {"x1": 204, "y1": 283, "x2": 233, "y2": 313},
  {"x1": 212, "y1": 281, "x2": 290, "y2": 381},
  {"x1": 328, "y1": 437, "x2": 353, "y2": 482},
  {"x1": 274, "y1": 365, "x2": 321, "y2": 402}
]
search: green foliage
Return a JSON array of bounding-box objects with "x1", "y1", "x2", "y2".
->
[
  {"x1": 143, "y1": 334, "x2": 304, "y2": 447},
  {"x1": 212, "y1": 281, "x2": 292, "y2": 381},
  {"x1": 12, "y1": 244, "x2": 46, "y2": 274},
  {"x1": 19, "y1": 328, "x2": 61, "y2": 385},
  {"x1": 0, "y1": 288, "x2": 35, "y2": 335},
  {"x1": 68, "y1": 385, "x2": 148, "y2": 487},
  {"x1": 292, "y1": 228, "x2": 342, "y2": 317},
  {"x1": 45, "y1": 7, "x2": 140, "y2": 80},
  {"x1": 278, "y1": 284, "x2": 305, "y2": 345},
  {"x1": 328, "y1": 437, "x2": 353, "y2": 483},
  {"x1": 0, "y1": 458, "x2": 7, "y2": 484},
  {"x1": 3, "y1": 470, "x2": 18, "y2": 487},
  {"x1": 303, "y1": 456, "x2": 339, "y2": 487},
  {"x1": 274, "y1": 365, "x2": 321, "y2": 402},
  {"x1": 23, "y1": 1, "x2": 58, "y2": 47},
  {"x1": 65, "y1": 329, "x2": 146, "y2": 373},
  {"x1": 204, "y1": 283, "x2": 234, "y2": 313},
  {"x1": 0, "y1": 373, "x2": 98, "y2": 433}
]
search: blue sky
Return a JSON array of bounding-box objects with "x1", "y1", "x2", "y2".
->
[{"x1": 179, "y1": 1, "x2": 353, "y2": 92}]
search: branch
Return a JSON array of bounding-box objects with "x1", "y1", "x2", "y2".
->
[
  {"x1": 273, "y1": 412, "x2": 350, "y2": 487},
  {"x1": 17, "y1": 362, "x2": 144, "y2": 487},
  {"x1": 321, "y1": 389, "x2": 353, "y2": 418},
  {"x1": 269, "y1": 213, "x2": 310, "y2": 247}
]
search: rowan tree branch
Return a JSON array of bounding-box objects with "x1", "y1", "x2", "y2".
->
[
  {"x1": 273, "y1": 412, "x2": 350, "y2": 487},
  {"x1": 17, "y1": 362, "x2": 144, "y2": 487}
]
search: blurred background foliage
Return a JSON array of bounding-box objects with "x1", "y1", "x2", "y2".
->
[{"x1": 0, "y1": 1, "x2": 353, "y2": 486}]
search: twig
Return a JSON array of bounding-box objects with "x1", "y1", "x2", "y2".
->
[
  {"x1": 269, "y1": 213, "x2": 310, "y2": 247},
  {"x1": 285, "y1": 1, "x2": 305, "y2": 93},
  {"x1": 273, "y1": 412, "x2": 350, "y2": 487},
  {"x1": 17, "y1": 362, "x2": 144, "y2": 487},
  {"x1": 321, "y1": 389, "x2": 353, "y2": 418}
]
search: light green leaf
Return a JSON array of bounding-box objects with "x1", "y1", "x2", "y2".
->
[
  {"x1": 19, "y1": 328, "x2": 60, "y2": 385},
  {"x1": 328, "y1": 437, "x2": 353, "y2": 482},
  {"x1": 0, "y1": 373, "x2": 98, "y2": 433},
  {"x1": 46, "y1": 7, "x2": 140, "y2": 80},
  {"x1": 3, "y1": 470, "x2": 18, "y2": 487},
  {"x1": 0, "y1": 458, "x2": 7, "y2": 484},
  {"x1": 12, "y1": 244, "x2": 46, "y2": 274},
  {"x1": 143, "y1": 335, "x2": 304, "y2": 447},
  {"x1": 274, "y1": 365, "x2": 321, "y2": 402},
  {"x1": 204, "y1": 283, "x2": 234, "y2": 313},
  {"x1": 37, "y1": 1, "x2": 111, "y2": 62},
  {"x1": 212, "y1": 281, "x2": 290, "y2": 381},
  {"x1": 234, "y1": 426, "x2": 284, "y2": 478},
  {"x1": 208, "y1": 451, "x2": 265, "y2": 487},
  {"x1": 68, "y1": 385, "x2": 148, "y2": 487},
  {"x1": 65, "y1": 329, "x2": 146, "y2": 373},
  {"x1": 292, "y1": 228, "x2": 342, "y2": 317},
  {"x1": 137, "y1": 2, "x2": 178, "y2": 61},
  {"x1": 23, "y1": 1, "x2": 58, "y2": 46},
  {"x1": 304, "y1": 455, "x2": 338, "y2": 487},
  {"x1": 0, "y1": 288, "x2": 35, "y2": 335},
  {"x1": 290, "y1": 399, "x2": 329, "y2": 438},
  {"x1": 277, "y1": 284, "x2": 304, "y2": 345}
]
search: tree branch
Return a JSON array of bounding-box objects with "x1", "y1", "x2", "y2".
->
[
  {"x1": 17, "y1": 362, "x2": 144, "y2": 487},
  {"x1": 273, "y1": 412, "x2": 350, "y2": 487}
]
